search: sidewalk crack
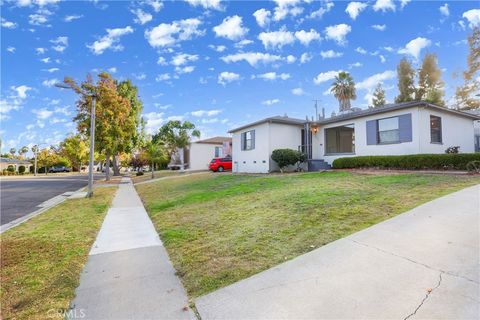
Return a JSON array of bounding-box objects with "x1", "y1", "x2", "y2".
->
[{"x1": 404, "y1": 273, "x2": 443, "y2": 320}]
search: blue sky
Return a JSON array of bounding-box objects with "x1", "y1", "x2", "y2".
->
[{"x1": 1, "y1": 0, "x2": 479, "y2": 153}]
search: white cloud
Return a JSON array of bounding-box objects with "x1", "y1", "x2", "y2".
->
[
  {"x1": 373, "y1": 0, "x2": 395, "y2": 12},
  {"x1": 1, "y1": 18, "x2": 18, "y2": 29},
  {"x1": 462, "y1": 9, "x2": 480, "y2": 29},
  {"x1": 156, "y1": 73, "x2": 171, "y2": 81},
  {"x1": 286, "y1": 54, "x2": 296, "y2": 63},
  {"x1": 145, "y1": 18, "x2": 204, "y2": 48},
  {"x1": 88, "y1": 26, "x2": 134, "y2": 55},
  {"x1": 345, "y1": 2, "x2": 367, "y2": 20},
  {"x1": 175, "y1": 65, "x2": 195, "y2": 74},
  {"x1": 33, "y1": 108, "x2": 53, "y2": 119},
  {"x1": 29, "y1": 13, "x2": 49, "y2": 26},
  {"x1": 253, "y1": 8, "x2": 271, "y2": 28},
  {"x1": 36, "y1": 47, "x2": 47, "y2": 54},
  {"x1": 439, "y1": 4, "x2": 449, "y2": 17},
  {"x1": 309, "y1": 1, "x2": 334, "y2": 19},
  {"x1": 131, "y1": 8, "x2": 152, "y2": 25},
  {"x1": 291, "y1": 87, "x2": 305, "y2": 96},
  {"x1": 272, "y1": 0, "x2": 304, "y2": 21},
  {"x1": 218, "y1": 71, "x2": 240, "y2": 85},
  {"x1": 221, "y1": 52, "x2": 283, "y2": 67},
  {"x1": 50, "y1": 36, "x2": 68, "y2": 52},
  {"x1": 7, "y1": 47, "x2": 16, "y2": 53},
  {"x1": 348, "y1": 62, "x2": 362, "y2": 68},
  {"x1": 146, "y1": 0, "x2": 163, "y2": 12},
  {"x1": 383, "y1": 46, "x2": 394, "y2": 52},
  {"x1": 372, "y1": 24, "x2": 386, "y2": 31},
  {"x1": 357, "y1": 70, "x2": 395, "y2": 102},
  {"x1": 171, "y1": 53, "x2": 199, "y2": 66},
  {"x1": 201, "y1": 118, "x2": 219, "y2": 124},
  {"x1": 40, "y1": 57, "x2": 51, "y2": 63},
  {"x1": 213, "y1": 15, "x2": 248, "y2": 41},
  {"x1": 324, "y1": 24, "x2": 351, "y2": 45},
  {"x1": 300, "y1": 52, "x2": 312, "y2": 64},
  {"x1": 398, "y1": 37, "x2": 431, "y2": 60},
  {"x1": 144, "y1": 111, "x2": 165, "y2": 134},
  {"x1": 235, "y1": 39, "x2": 253, "y2": 48},
  {"x1": 379, "y1": 55, "x2": 386, "y2": 63},
  {"x1": 258, "y1": 28, "x2": 295, "y2": 50},
  {"x1": 42, "y1": 78, "x2": 58, "y2": 87},
  {"x1": 133, "y1": 73, "x2": 146, "y2": 80},
  {"x1": 400, "y1": 0, "x2": 411, "y2": 9},
  {"x1": 254, "y1": 72, "x2": 290, "y2": 81},
  {"x1": 13, "y1": 85, "x2": 32, "y2": 99},
  {"x1": 108, "y1": 67, "x2": 117, "y2": 73},
  {"x1": 209, "y1": 44, "x2": 226, "y2": 52},
  {"x1": 313, "y1": 70, "x2": 341, "y2": 85},
  {"x1": 295, "y1": 29, "x2": 321, "y2": 46},
  {"x1": 262, "y1": 99, "x2": 280, "y2": 106},
  {"x1": 157, "y1": 56, "x2": 167, "y2": 65},
  {"x1": 64, "y1": 14, "x2": 83, "y2": 22},
  {"x1": 320, "y1": 50, "x2": 343, "y2": 59},
  {"x1": 185, "y1": 0, "x2": 222, "y2": 11},
  {"x1": 356, "y1": 47, "x2": 367, "y2": 54},
  {"x1": 191, "y1": 109, "x2": 222, "y2": 117}
]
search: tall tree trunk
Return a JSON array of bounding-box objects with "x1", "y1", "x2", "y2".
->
[
  {"x1": 151, "y1": 160, "x2": 154, "y2": 179},
  {"x1": 112, "y1": 154, "x2": 120, "y2": 176},
  {"x1": 105, "y1": 151, "x2": 111, "y2": 181}
]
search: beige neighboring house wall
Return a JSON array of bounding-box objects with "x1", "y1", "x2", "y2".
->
[
  {"x1": 0, "y1": 157, "x2": 33, "y2": 172},
  {"x1": 188, "y1": 137, "x2": 232, "y2": 171}
]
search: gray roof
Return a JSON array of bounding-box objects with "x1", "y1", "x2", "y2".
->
[
  {"x1": 229, "y1": 102, "x2": 479, "y2": 133},
  {"x1": 0, "y1": 157, "x2": 31, "y2": 164},
  {"x1": 317, "y1": 101, "x2": 480, "y2": 125},
  {"x1": 193, "y1": 136, "x2": 232, "y2": 144},
  {"x1": 228, "y1": 115, "x2": 306, "y2": 133}
]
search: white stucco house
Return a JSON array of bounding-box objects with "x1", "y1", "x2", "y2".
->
[
  {"x1": 229, "y1": 101, "x2": 479, "y2": 173},
  {"x1": 181, "y1": 136, "x2": 232, "y2": 171}
]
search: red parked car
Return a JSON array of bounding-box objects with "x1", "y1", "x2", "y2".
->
[{"x1": 209, "y1": 157, "x2": 232, "y2": 172}]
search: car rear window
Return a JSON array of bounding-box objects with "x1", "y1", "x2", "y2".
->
[
  {"x1": 210, "y1": 159, "x2": 218, "y2": 163},
  {"x1": 221, "y1": 158, "x2": 232, "y2": 162}
]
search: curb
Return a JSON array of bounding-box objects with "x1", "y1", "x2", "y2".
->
[{"x1": 0, "y1": 186, "x2": 85, "y2": 234}]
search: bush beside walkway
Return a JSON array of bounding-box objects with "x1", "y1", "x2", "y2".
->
[{"x1": 1, "y1": 187, "x2": 117, "y2": 320}]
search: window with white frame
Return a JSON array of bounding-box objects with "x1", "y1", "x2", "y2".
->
[
  {"x1": 377, "y1": 117, "x2": 400, "y2": 144},
  {"x1": 241, "y1": 130, "x2": 255, "y2": 150}
]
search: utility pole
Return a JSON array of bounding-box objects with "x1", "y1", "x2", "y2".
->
[{"x1": 34, "y1": 145, "x2": 38, "y2": 176}]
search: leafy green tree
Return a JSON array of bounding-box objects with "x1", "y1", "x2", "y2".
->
[
  {"x1": 144, "y1": 138, "x2": 168, "y2": 178},
  {"x1": 59, "y1": 135, "x2": 89, "y2": 171},
  {"x1": 415, "y1": 53, "x2": 445, "y2": 106},
  {"x1": 64, "y1": 72, "x2": 132, "y2": 180},
  {"x1": 371, "y1": 84, "x2": 386, "y2": 108},
  {"x1": 395, "y1": 58, "x2": 416, "y2": 103},
  {"x1": 9, "y1": 148, "x2": 16, "y2": 157},
  {"x1": 153, "y1": 120, "x2": 200, "y2": 169},
  {"x1": 331, "y1": 72, "x2": 356, "y2": 112},
  {"x1": 456, "y1": 27, "x2": 480, "y2": 110}
]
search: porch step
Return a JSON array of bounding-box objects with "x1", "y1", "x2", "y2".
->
[{"x1": 308, "y1": 160, "x2": 331, "y2": 172}]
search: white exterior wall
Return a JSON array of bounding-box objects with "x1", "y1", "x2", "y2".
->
[
  {"x1": 418, "y1": 108, "x2": 475, "y2": 153},
  {"x1": 314, "y1": 107, "x2": 421, "y2": 164},
  {"x1": 268, "y1": 123, "x2": 303, "y2": 172},
  {"x1": 189, "y1": 143, "x2": 223, "y2": 171},
  {"x1": 232, "y1": 123, "x2": 270, "y2": 173}
]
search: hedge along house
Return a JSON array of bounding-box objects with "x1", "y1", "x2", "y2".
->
[{"x1": 229, "y1": 101, "x2": 479, "y2": 173}]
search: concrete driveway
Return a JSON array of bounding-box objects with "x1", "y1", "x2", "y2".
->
[{"x1": 196, "y1": 185, "x2": 479, "y2": 319}]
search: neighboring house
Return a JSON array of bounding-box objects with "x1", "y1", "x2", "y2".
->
[
  {"x1": 465, "y1": 109, "x2": 480, "y2": 152},
  {"x1": 169, "y1": 136, "x2": 232, "y2": 171},
  {"x1": 229, "y1": 101, "x2": 479, "y2": 173},
  {"x1": 0, "y1": 157, "x2": 33, "y2": 173}
]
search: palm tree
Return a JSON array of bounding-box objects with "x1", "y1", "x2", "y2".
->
[
  {"x1": 330, "y1": 71, "x2": 356, "y2": 112},
  {"x1": 144, "y1": 139, "x2": 167, "y2": 179}
]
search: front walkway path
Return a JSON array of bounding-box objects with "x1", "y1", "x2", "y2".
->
[
  {"x1": 196, "y1": 185, "x2": 479, "y2": 319},
  {"x1": 70, "y1": 178, "x2": 195, "y2": 320}
]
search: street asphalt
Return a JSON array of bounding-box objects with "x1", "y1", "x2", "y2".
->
[{"x1": 0, "y1": 174, "x2": 103, "y2": 226}]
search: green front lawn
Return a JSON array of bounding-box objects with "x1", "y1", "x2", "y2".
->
[
  {"x1": 136, "y1": 172, "x2": 479, "y2": 298},
  {"x1": 1, "y1": 187, "x2": 117, "y2": 320}
]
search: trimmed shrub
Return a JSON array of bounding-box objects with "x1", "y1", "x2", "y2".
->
[
  {"x1": 7, "y1": 165, "x2": 15, "y2": 173},
  {"x1": 466, "y1": 160, "x2": 480, "y2": 173},
  {"x1": 18, "y1": 165, "x2": 26, "y2": 174},
  {"x1": 271, "y1": 149, "x2": 306, "y2": 173},
  {"x1": 445, "y1": 146, "x2": 460, "y2": 154},
  {"x1": 332, "y1": 153, "x2": 480, "y2": 171},
  {"x1": 136, "y1": 171, "x2": 144, "y2": 176}
]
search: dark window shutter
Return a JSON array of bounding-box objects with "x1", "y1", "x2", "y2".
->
[
  {"x1": 366, "y1": 120, "x2": 378, "y2": 145},
  {"x1": 251, "y1": 130, "x2": 255, "y2": 149},
  {"x1": 241, "y1": 132, "x2": 245, "y2": 150},
  {"x1": 398, "y1": 113, "x2": 412, "y2": 142}
]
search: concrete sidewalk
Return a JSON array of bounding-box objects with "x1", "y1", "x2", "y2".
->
[
  {"x1": 196, "y1": 185, "x2": 480, "y2": 319},
  {"x1": 70, "y1": 178, "x2": 195, "y2": 320}
]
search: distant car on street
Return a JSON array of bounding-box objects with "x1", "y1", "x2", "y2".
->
[
  {"x1": 48, "y1": 166, "x2": 70, "y2": 173},
  {"x1": 209, "y1": 157, "x2": 232, "y2": 172}
]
